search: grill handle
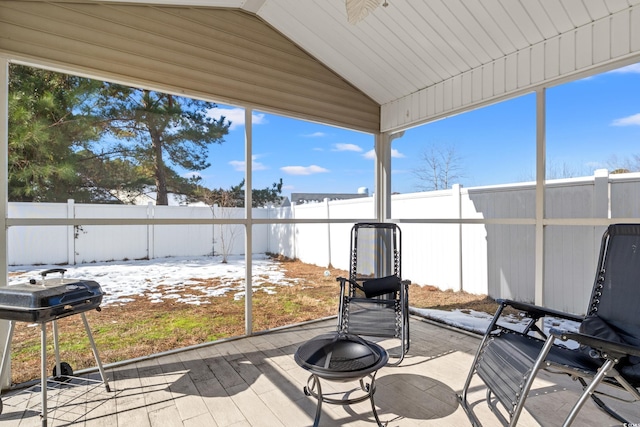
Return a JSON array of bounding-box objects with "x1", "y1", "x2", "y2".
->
[{"x1": 40, "y1": 268, "x2": 67, "y2": 279}]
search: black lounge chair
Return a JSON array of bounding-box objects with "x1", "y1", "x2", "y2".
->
[
  {"x1": 460, "y1": 223, "x2": 640, "y2": 426},
  {"x1": 336, "y1": 222, "x2": 410, "y2": 365}
]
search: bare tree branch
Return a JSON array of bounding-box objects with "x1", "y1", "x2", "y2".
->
[{"x1": 412, "y1": 144, "x2": 465, "y2": 191}]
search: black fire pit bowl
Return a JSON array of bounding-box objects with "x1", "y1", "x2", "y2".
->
[{"x1": 294, "y1": 332, "x2": 388, "y2": 382}]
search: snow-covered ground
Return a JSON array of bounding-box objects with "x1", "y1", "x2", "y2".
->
[
  {"x1": 7, "y1": 255, "x2": 580, "y2": 341},
  {"x1": 8, "y1": 254, "x2": 297, "y2": 306}
]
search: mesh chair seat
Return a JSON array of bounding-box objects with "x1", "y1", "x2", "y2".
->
[
  {"x1": 460, "y1": 224, "x2": 640, "y2": 426},
  {"x1": 336, "y1": 223, "x2": 410, "y2": 365},
  {"x1": 477, "y1": 331, "x2": 604, "y2": 418},
  {"x1": 341, "y1": 297, "x2": 401, "y2": 338}
]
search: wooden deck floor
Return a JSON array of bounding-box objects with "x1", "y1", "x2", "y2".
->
[{"x1": 1, "y1": 317, "x2": 638, "y2": 426}]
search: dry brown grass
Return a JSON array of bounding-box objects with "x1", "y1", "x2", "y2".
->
[{"x1": 7, "y1": 258, "x2": 498, "y2": 384}]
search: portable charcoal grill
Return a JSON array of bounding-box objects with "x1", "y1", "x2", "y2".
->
[{"x1": 0, "y1": 268, "x2": 111, "y2": 427}]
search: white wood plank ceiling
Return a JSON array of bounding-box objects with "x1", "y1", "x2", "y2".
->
[{"x1": 94, "y1": 0, "x2": 640, "y2": 132}]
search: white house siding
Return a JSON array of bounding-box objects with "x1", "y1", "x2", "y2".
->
[{"x1": 0, "y1": 2, "x2": 379, "y2": 133}]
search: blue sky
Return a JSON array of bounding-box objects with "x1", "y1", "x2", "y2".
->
[{"x1": 194, "y1": 62, "x2": 640, "y2": 200}]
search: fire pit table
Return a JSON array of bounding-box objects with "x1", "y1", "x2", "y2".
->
[{"x1": 294, "y1": 332, "x2": 388, "y2": 426}]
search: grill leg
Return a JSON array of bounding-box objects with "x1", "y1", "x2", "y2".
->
[
  {"x1": 40, "y1": 323, "x2": 47, "y2": 427},
  {"x1": 0, "y1": 321, "x2": 15, "y2": 385},
  {"x1": 52, "y1": 320, "x2": 61, "y2": 379},
  {"x1": 81, "y1": 313, "x2": 111, "y2": 392}
]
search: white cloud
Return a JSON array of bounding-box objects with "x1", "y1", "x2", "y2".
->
[
  {"x1": 611, "y1": 113, "x2": 640, "y2": 126},
  {"x1": 333, "y1": 143, "x2": 362, "y2": 152},
  {"x1": 229, "y1": 160, "x2": 244, "y2": 171},
  {"x1": 280, "y1": 165, "x2": 329, "y2": 175},
  {"x1": 303, "y1": 132, "x2": 326, "y2": 137},
  {"x1": 210, "y1": 108, "x2": 267, "y2": 130},
  {"x1": 391, "y1": 148, "x2": 405, "y2": 158},
  {"x1": 229, "y1": 155, "x2": 268, "y2": 171},
  {"x1": 363, "y1": 148, "x2": 405, "y2": 159},
  {"x1": 609, "y1": 63, "x2": 640, "y2": 74},
  {"x1": 182, "y1": 171, "x2": 201, "y2": 179}
]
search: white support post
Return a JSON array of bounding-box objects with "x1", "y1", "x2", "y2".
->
[
  {"x1": 0, "y1": 56, "x2": 10, "y2": 390},
  {"x1": 375, "y1": 131, "x2": 402, "y2": 222},
  {"x1": 325, "y1": 198, "x2": 331, "y2": 268},
  {"x1": 244, "y1": 108, "x2": 253, "y2": 336},
  {"x1": 374, "y1": 133, "x2": 387, "y2": 222},
  {"x1": 534, "y1": 88, "x2": 546, "y2": 307}
]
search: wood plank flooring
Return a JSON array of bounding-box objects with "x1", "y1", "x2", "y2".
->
[{"x1": 1, "y1": 317, "x2": 638, "y2": 426}]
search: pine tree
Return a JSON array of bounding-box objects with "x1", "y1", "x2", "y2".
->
[
  {"x1": 8, "y1": 64, "x2": 102, "y2": 202},
  {"x1": 93, "y1": 85, "x2": 231, "y2": 205}
]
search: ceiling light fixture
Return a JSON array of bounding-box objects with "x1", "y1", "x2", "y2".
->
[{"x1": 345, "y1": 0, "x2": 386, "y2": 25}]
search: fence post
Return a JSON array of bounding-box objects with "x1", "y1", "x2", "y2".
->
[
  {"x1": 67, "y1": 199, "x2": 75, "y2": 265},
  {"x1": 593, "y1": 169, "x2": 609, "y2": 218},
  {"x1": 212, "y1": 203, "x2": 218, "y2": 257},
  {"x1": 593, "y1": 169, "x2": 610, "y2": 259},
  {"x1": 147, "y1": 202, "x2": 154, "y2": 260},
  {"x1": 266, "y1": 204, "x2": 271, "y2": 254},
  {"x1": 452, "y1": 184, "x2": 463, "y2": 292},
  {"x1": 291, "y1": 202, "x2": 297, "y2": 260},
  {"x1": 325, "y1": 198, "x2": 331, "y2": 268}
]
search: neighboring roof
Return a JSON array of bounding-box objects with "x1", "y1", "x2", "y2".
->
[
  {"x1": 110, "y1": 189, "x2": 208, "y2": 207},
  {"x1": 2, "y1": 1, "x2": 639, "y2": 134},
  {"x1": 291, "y1": 193, "x2": 369, "y2": 205}
]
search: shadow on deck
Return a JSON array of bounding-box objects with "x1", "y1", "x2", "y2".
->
[{"x1": 1, "y1": 317, "x2": 638, "y2": 426}]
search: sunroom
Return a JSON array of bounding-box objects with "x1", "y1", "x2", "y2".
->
[{"x1": 1, "y1": 1, "x2": 640, "y2": 426}]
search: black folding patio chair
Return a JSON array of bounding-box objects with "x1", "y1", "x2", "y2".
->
[
  {"x1": 460, "y1": 223, "x2": 640, "y2": 426},
  {"x1": 336, "y1": 222, "x2": 410, "y2": 365}
]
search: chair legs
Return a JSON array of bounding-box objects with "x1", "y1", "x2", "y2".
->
[
  {"x1": 560, "y1": 359, "x2": 617, "y2": 427},
  {"x1": 461, "y1": 332, "x2": 640, "y2": 426},
  {"x1": 460, "y1": 333, "x2": 557, "y2": 426},
  {"x1": 385, "y1": 314, "x2": 409, "y2": 366}
]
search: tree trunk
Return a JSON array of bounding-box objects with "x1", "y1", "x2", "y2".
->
[{"x1": 152, "y1": 132, "x2": 168, "y2": 205}]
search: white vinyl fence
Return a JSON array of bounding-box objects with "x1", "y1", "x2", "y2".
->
[{"x1": 8, "y1": 170, "x2": 640, "y2": 314}]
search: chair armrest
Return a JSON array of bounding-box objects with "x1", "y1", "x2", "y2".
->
[
  {"x1": 550, "y1": 328, "x2": 640, "y2": 360},
  {"x1": 336, "y1": 276, "x2": 365, "y2": 293},
  {"x1": 498, "y1": 299, "x2": 583, "y2": 323}
]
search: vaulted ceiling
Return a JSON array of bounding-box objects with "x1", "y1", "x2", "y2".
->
[{"x1": 98, "y1": 0, "x2": 640, "y2": 132}]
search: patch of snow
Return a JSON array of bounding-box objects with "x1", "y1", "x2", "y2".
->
[
  {"x1": 8, "y1": 255, "x2": 582, "y2": 344},
  {"x1": 411, "y1": 307, "x2": 581, "y2": 349}
]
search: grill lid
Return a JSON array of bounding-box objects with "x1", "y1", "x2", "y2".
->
[{"x1": 295, "y1": 333, "x2": 387, "y2": 376}]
